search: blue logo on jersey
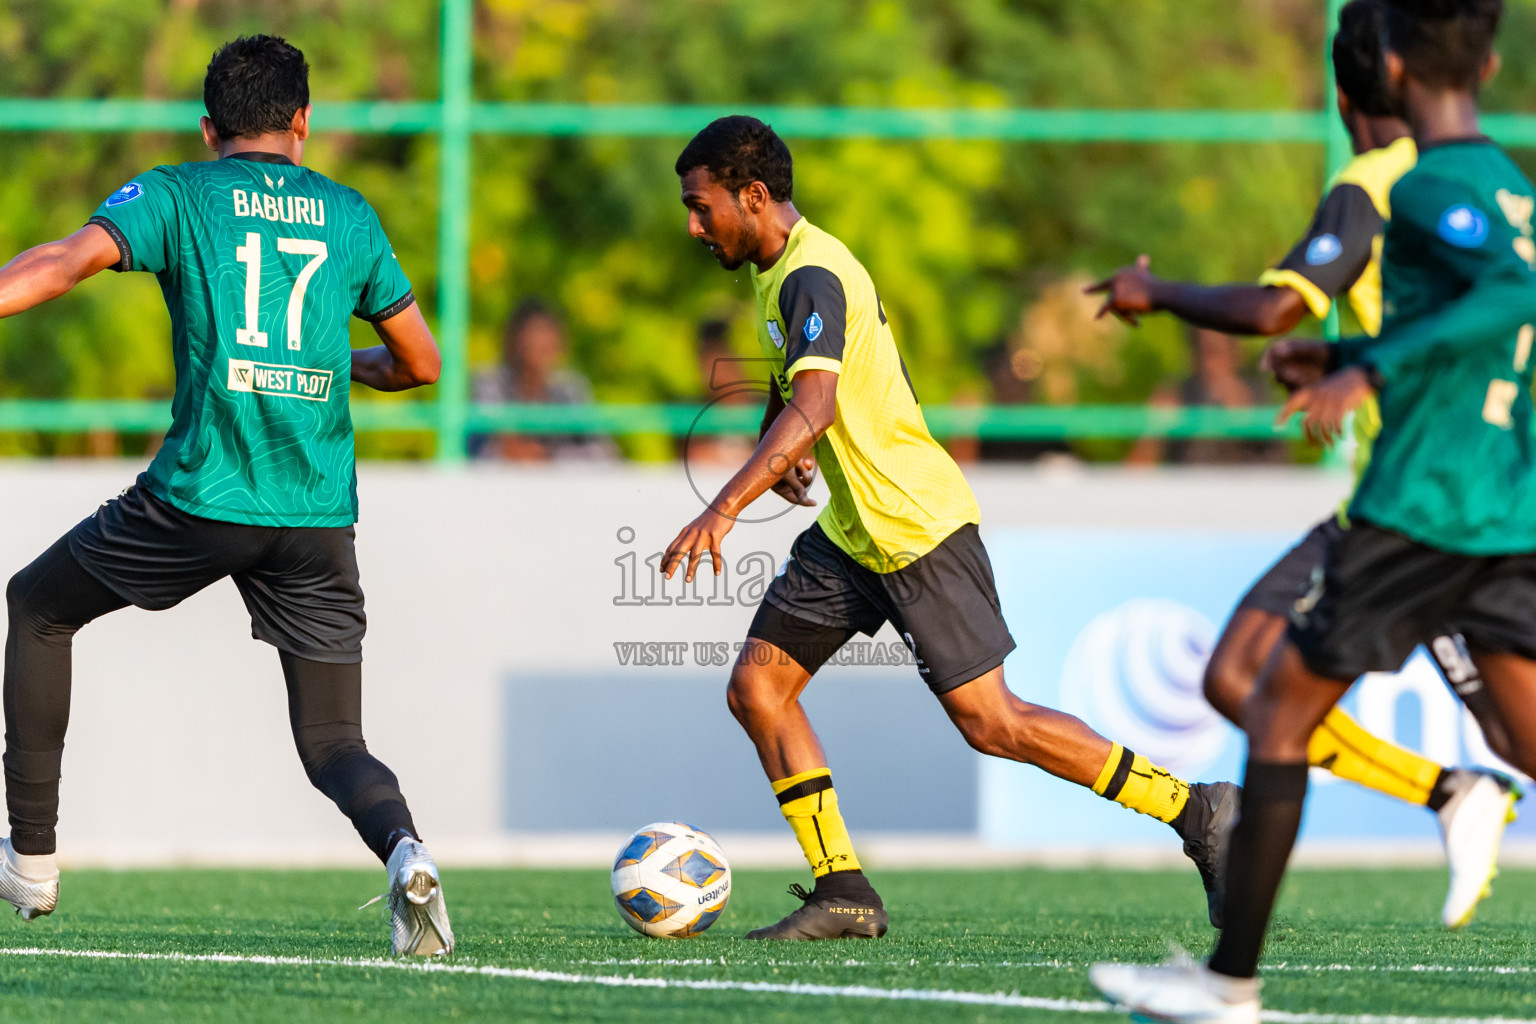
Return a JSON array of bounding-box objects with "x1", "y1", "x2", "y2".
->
[
  {"x1": 1305, "y1": 233, "x2": 1343, "y2": 266},
  {"x1": 104, "y1": 182, "x2": 143, "y2": 208},
  {"x1": 804, "y1": 312, "x2": 824, "y2": 342},
  {"x1": 1439, "y1": 205, "x2": 1489, "y2": 247}
]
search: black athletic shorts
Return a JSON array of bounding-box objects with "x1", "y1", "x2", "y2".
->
[
  {"x1": 1236, "y1": 517, "x2": 1344, "y2": 617},
  {"x1": 66, "y1": 476, "x2": 366, "y2": 663},
  {"x1": 747, "y1": 521, "x2": 1016, "y2": 695},
  {"x1": 1288, "y1": 519, "x2": 1536, "y2": 682}
]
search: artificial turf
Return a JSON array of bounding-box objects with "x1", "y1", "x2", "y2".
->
[{"x1": 0, "y1": 865, "x2": 1529, "y2": 1023}]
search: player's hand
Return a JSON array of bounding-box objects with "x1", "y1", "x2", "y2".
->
[
  {"x1": 1085, "y1": 254, "x2": 1157, "y2": 326},
  {"x1": 770, "y1": 455, "x2": 818, "y2": 507},
  {"x1": 1261, "y1": 338, "x2": 1332, "y2": 393},
  {"x1": 1277, "y1": 366, "x2": 1374, "y2": 446},
  {"x1": 662, "y1": 507, "x2": 734, "y2": 583}
]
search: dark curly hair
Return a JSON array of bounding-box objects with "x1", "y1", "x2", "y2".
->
[
  {"x1": 674, "y1": 116, "x2": 794, "y2": 203},
  {"x1": 1385, "y1": 0, "x2": 1503, "y2": 89},
  {"x1": 1334, "y1": 1, "x2": 1396, "y2": 117},
  {"x1": 204, "y1": 35, "x2": 310, "y2": 140}
]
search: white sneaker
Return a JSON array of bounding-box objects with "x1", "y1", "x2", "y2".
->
[
  {"x1": 1089, "y1": 950, "x2": 1260, "y2": 1024},
  {"x1": 383, "y1": 838, "x2": 454, "y2": 956},
  {"x1": 0, "y1": 837, "x2": 58, "y2": 921},
  {"x1": 1437, "y1": 769, "x2": 1521, "y2": 929}
]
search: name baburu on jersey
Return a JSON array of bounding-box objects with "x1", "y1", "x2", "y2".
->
[{"x1": 232, "y1": 188, "x2": 327, "y2": 226}]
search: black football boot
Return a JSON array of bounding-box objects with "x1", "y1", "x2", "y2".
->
[
  {"x1": 1173, "y1": 780, "x2": 1242, "y2": 928},
  {"x1": 745, "y1": 869, "x2": 889, "y2": 940}
]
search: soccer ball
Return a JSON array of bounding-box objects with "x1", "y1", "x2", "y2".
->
[{"x1": 611, "y1": 821, "x2": 731, "y2": 938}]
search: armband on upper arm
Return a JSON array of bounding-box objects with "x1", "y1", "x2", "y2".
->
[
  {"x1": 356, "y1": 291, "x2": 416, "y2": 323},
  {"x1": 86, "y1": 217, "x2": 133, "y2": 273}
]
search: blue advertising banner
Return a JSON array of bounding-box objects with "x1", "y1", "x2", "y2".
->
[{"x1": 981, "y1": 527, "x2": 1530, "y2": 848}]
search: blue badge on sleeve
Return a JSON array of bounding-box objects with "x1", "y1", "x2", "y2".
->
[
  {"x1": 1438, "y1": 205, "x2": 1489, "y2": 247},
  {"x1": 804, "y1": 312, "x2": 823, "y2": 342},
  {"x1": 104, "y1": 182, "x2": 144, "y2": 208},
  {"x1": 1305, "y1": 233, "x2": 1343, "y2": 265}
]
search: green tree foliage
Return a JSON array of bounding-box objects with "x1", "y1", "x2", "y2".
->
[
  {"x1": 0, "y1": 0, "x2": 1532, "y2": 457},
  {"x1": 469, "y1": 0, "x2": 1329, "y2": 412}
]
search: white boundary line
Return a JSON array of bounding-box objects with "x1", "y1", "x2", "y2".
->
[
  {"x1": 0, "y1": 946, "x2": 1530, "y2": 1023},
  {"x1": 561, "y1": 956, "x2": 1536, "y2": 977}
]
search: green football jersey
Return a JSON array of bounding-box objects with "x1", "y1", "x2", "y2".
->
[
  {"x1": 1340, "y1": 139, "x2": 1536, "y2": 554},
  {"x1": 89, "y1": 152, "x2": 413, "y2": 527}
]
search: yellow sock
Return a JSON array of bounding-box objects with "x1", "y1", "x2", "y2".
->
[
  {"x1": 772, "y1": 768, "x2": 862, "y2": 877},
  {"x1": 1091, "y1": 742, "x2": 1191, "y2": 823},
  {"x1": 1308, "y1": 707, "x2": 1443, "y2": 806}
]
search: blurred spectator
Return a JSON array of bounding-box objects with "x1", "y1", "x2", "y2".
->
[
  {"x1": 945, "y1": 274, "x2": 1113, "y2": 465},
  {"x1": 1126, "y1": 327, "x2": 1287, "y2": 466},
  {"x1": 471, "y1": 298, "x2": 616, "y2": 461},
  {"x1": 695, "y1": 319, "x2": 761, "y2": 399},
  {"x1": 974, "y1": 340, "x2": 1074, "y2": 463},
  {"x1": 686, "y1": 318, "x2": 759, "y2": 466}
]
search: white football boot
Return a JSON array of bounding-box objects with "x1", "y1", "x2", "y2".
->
[
  {"x1": 1089, "y1": 949, "x2": 1260, "y2": 1024},
  {"x1": 384, "y1": 838, "x2": 454, "y2": 956},
  {"x1": 0, "y1": 837, "x2": 59, "y2": 921},
  {"x1": 1437, "y1": 769, "x2": 1521, "y2": 929}
]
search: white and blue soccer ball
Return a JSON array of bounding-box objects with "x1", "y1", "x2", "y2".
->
[{"x1": 611, "y1": 821, "x2": 731, "y2": 938}]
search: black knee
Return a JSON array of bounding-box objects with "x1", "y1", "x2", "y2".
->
[
  {"x1": 1203, "y1": 611, "x2": 1288, "y2": 726},
  {"x1": 6, "y1": 567, "x2": 40, "y2": 622},
  {"x1": 1203, "y1": 653, "x2": 1254, "y2": 726},
  {"x1": 725, "y1": 671, "x2": 754, "y2": 727},
  {"x1": 953, "y1": 700, "x2": 1048, "y2": 761},
  {"x1": 7, "y1": 564, "x2": 86, "y2": 644},
  {"x1": 726, "y1": 660, "x2": 776, "y2": 727}
]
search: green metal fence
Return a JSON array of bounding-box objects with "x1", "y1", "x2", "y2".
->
[{"x1": 1, "y1": 0, "x2": 1527, "y2": 458}]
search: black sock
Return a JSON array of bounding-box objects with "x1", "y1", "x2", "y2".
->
[
  {"x1": 1426, "y1": 768, "x2": 1456, "y2": 812},
  {"x1": 5, "y1": 749, "x2": 65, "y2": 855},
  {"x1": 814, "y1": 868, "x2": 879, "y2": 901},
  {"x1": 1168, "y1": 782, "x2": 1205, "y2": 839},
  {"x1": 1207, "y1": 760, "x2": 1309, "y2": 979},
  {"x1": 358, "y1": 801, "x2": 419, "y2": 863}
]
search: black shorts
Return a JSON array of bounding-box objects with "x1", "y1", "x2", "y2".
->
[
  {"x1": 1236, "y1": 517, "x2": 1344, "y2": 617},
  {"x1": 66, "y1": 476, "x2": 365, "y2": 663},
  {"x1": 1288, "y1": 520, "x2": 1536, "y2": 682},
  {"x1": 747, "y1": 522, "x2": 1016, "y2": 694}
]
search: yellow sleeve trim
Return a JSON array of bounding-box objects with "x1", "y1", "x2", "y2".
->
[
  {"x1": 1258, "y1": 268, "x2": 1332, "y2": 321},
  {"x1": 1332, "y1": 136, "x2": 1417, "y2": 219},
  {"x1": 785, "y1": 355, "x2": 843, "y2": 380},
  {"x1": 771, "y1": 767, "x2": 832, "y2": 794}
]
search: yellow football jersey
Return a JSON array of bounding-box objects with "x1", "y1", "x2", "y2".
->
[
  {"x1": 751, "y1": 219, "x2": 980, "y2": 571},
  {"x1": 1256, "y1": 136, "x2": 1416, "y2": 520}
]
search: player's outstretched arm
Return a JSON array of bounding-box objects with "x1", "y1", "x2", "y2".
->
[
  {"x1": 351, "y1": 302, "x2": 442, "y2": 392},
  {"x1": 0, "y1": 225, "x2": 122, "y2": 319},
  {"x1": 1086, "y1": 255, "x2": 1307, "y2": 335},
  {"x1": 662, "y1": 369, "x2": 836, "y2": 583}
]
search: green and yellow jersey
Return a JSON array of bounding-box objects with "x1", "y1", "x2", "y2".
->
[
  {"x1": 1258, "y1": 135, "x2": 1417, "y2": 520},
  {"x1": 89, "y1": 153, "x2": 413, "y2": 528},
  {"x1": 751, "y1": 219, "x2": 980, "y2": 571},
  {"x1": 1340, "y1": 139, "x2": 1536, "y2": 554}
]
